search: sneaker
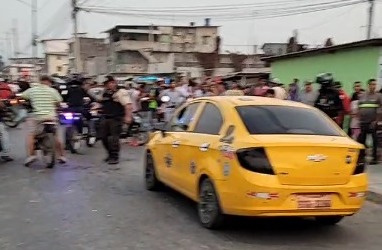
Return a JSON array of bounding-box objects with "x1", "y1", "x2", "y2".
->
[
  {"x1": 24, "y1": 156, "x2": 37, "y2": 167},
  {"x1": 1, "y1": 156, "x2": 14, "y2": 162},
  {"x1": 108, "y1": 158, "x2": 119, "y2": 165},
  {"x1": 58, "y1": 156, "x2": 67, "y2": 164}
]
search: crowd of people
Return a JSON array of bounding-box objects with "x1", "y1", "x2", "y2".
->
[{"x1": 0, "y1": 73, "x2": 381, "y2": 165}]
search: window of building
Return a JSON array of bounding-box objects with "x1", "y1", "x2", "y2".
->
[
  {"x1": 202, "y1": 36, "x2": 210, "y2": 45},
  {"x1": 57, "y1": 55, "x2": 61, "y2": 60},
  {"x1": 56, "y1": 66, "x2": 62, "y2": 72}
]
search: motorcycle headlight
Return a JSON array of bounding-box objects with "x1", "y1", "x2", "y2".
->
[{"x1": 63, "y1": 113, "x2": 74, "y2": 120}]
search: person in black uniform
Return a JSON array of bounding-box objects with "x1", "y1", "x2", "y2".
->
[
  {"x1": 63, "y1": 75, "x2": 95, "y2": 149},
  {"x1": 100, "y1": 76, "x2": 133, "y2": 165},
  {"x1": 314, "y1": 73, "x2": 344, "y2": 126}
]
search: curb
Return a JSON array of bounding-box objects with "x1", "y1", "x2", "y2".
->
[{"x1": 367, "y1": 191, "x2": 382, "y2": 205}]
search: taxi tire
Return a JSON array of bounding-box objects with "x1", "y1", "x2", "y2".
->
[
  {"x1": 198, "y1": 178, "x2": 225, "y2": 230},
  {"x1": 315, "y1": 216, "x2": 344, "y2": 226},
  {"x1": 145, "y1": 152, "x2": 161, "y2": 191}
]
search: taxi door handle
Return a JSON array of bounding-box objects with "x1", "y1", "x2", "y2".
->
[
  {"x1": 172, "y1": 140, "x2": 181, "y2": 148},
  {"x1": 199, "y1": 143, "x2": 210, "y2": 152}
]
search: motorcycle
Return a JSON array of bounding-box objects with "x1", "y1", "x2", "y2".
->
[
  {"x1": 59, "y1": 100, "x2": 100, "y2": 154},
  {"x1": 159, "y1": 95, "x2": 179, "y2": 122},
  {"x1": 1, "y1": 98, "x2": 28, "y2": 128},
  {"x1": 27, "y1": 120, "x2": 57, "y2": 168}
]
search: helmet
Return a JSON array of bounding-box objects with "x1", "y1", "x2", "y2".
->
[{"x1": 316, "y1": 73, "x2": 334, "y2": 86}]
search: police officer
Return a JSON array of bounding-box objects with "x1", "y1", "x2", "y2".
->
[
  {"x1": 100, "y1": 76, "x2": 133, "y2": 165},
  {"x1": 314, "y1": 73, "x2": 344, "y2": 126},
  {"x1": 357, "y1": 79, "x2": 382, "y2": 164}
]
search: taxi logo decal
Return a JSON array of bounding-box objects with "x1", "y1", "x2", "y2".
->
[
  {"x1": 219, "y1": 145, "x2": 235, "y2": 159},
  {"x1": 307, "y1": 154, "x2": 327, "y2": 162}
]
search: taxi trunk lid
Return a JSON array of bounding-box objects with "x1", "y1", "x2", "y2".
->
[{"x1": 252, "y1": 135, "x2": 362, "y2": 186}]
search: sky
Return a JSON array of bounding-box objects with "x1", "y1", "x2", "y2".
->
[{"x1": 0, "y1": 0, "x2": 381, "y2": 61}]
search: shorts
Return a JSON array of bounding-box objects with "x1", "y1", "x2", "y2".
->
[{"x1": 27, "y1": 117, "x2": 57, "y2": 136}]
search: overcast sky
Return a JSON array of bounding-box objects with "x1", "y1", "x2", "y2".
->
[{"x1": 0, "y1": 0, "x2": 381, "y2": 59}]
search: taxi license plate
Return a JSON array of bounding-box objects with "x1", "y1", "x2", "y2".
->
[{"x1": 297, "y1": 194, "x2": 332, "y2": 210}]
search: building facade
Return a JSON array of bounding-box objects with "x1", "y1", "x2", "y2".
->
[
  {"x1": 42, "y1": 39, "x2": 69, "y2": 76},
  {"x1": 262, "y1": 43, "x2": 289, "y2": 56},
  {"x1": 6, "y1": 57, "x2": 46, "y2": 81},
  {"x1": 68, "y1": 36, "x2": 109, "y2": 74},
  {"x1": 263, "y1": 39, "x2": 382, "y2": 93},
  {"x1": 107, "y1": 20, "x2": 220, "y2": 76}
]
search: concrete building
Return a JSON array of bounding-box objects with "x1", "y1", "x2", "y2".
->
[
  {"x1": 263, "y1": 39, "x2": 382, "y2": 93},
  {"x1": 106, "y1": 20, "x2": 220, "y2": 76},
  {"x1": 68, "y1": 36, "x2": 109, "y2": 74},
  {"x1": 42, "y1": 39, "x2": 69, "y2": 76},
  {"x1": 262, "y1": 43, "x2": 289, "y2": 56},
  {"x1": 6, "y1": 57, "x2": 46, "y2": 81}
]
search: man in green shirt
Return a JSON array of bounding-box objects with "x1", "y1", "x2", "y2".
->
[{"x1": 21, "y1": 75, "x2": 66, "y2": 166}]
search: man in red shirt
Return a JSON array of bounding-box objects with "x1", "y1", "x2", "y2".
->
[{"x1": 0, "y1": 78, "x2": 14, "y2": 99}]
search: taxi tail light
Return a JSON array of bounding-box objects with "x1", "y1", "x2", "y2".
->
[
  {"x1": 236, "y1": 147, "x2": 275, "y2": 175},
  {"x1": 353, "y1": 149, "x2": 366, "y2": 175}
]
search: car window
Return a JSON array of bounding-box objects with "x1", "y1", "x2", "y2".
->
[
  {"x1": 193, "y1": 103, "x2": 223, "y2": 135},
  {"x1": 236, "y1": 105, "x2": 342, "y2": 136},
  {"x1": 167, "y1": 103, "x2": 200, "y2": 132}
]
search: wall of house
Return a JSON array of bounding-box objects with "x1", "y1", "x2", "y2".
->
[
  {"x1": 271, "y1": 46, "x2": 381, "y2": 93},
  {"x1": 46, "y1": 54, "x2": 69, "y2": 76}
]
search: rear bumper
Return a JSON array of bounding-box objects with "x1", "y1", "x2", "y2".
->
[{"x1": 215, "y1": 174, "x2": 368, "y2": 217}]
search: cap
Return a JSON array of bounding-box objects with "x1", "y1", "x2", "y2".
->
[{"x1": 103, "y1": 75, "x2": 115, "y2": 84}]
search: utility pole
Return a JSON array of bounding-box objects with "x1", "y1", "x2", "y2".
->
[
  {"x1": 12, "y1": 19, "x2": 19, "y2": 58},
  {"x1": 72, "y1": 0, "x2": 81, "y2": 73},
  {"x1": 31, "y1": 0, "x2": 39, "y2": 80},
  {"x1": 367, "y1": 0, "x2": 375, "y2": 39},
  {"x1": 5, "y1": 31, "x2": 13, "y2": 60},
  {"x1": 31, "y1": 0, "x2": 38, "y2": 58}
]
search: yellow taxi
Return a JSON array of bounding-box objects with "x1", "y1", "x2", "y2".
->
[{"x1": 145, "y1": 96, "x2": 368, "y2": 229}]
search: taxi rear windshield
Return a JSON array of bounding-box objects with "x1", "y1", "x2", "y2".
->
[{"x1": 236, "y1": 105, "x2": 342, "y2": 136}]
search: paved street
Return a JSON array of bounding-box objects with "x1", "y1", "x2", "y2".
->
[{"x1": 1, "y1": 126, "x2": 382, "y2": 250}]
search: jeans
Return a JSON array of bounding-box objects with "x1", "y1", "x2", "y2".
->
[
  {"x1": 100, "y1": 118, "x2": 122, "y2": 160},
  {"x1": 10, "y1": 106, "x2": 28, "y2": 123},
  {"x1": 0, "y1": 122, "x2": 10, "y2": 156}
]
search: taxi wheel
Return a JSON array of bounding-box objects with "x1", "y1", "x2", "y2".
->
[
  {"x1": 145, "y1": 152, "x2": 161, "y2": 191},
  {"x1": 198, "y1": 178, "x2": 225, "y2": 229},
  {"x1": 315, "y1": 216, "x2": 344, "y2": 226}
]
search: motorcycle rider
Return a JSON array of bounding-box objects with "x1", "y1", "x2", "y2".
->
[
  {"x1": 100, "y1": 76, "x2": 133, "y2": 165},
  {"x1": 314, "y1": 73, "x2": 344, "y2": 126},
  {"x1": 63, "y1": 75, "x2": 96, "y2": 148},
  {"x1": 21, "y1": 75, "x2": 66, "y2": 166}
]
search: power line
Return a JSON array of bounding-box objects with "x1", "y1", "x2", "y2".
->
[
  {"x1": 80, "y1": 0, "x2": 365, "y2": 22},
  {"x1": 14, "y1": 0, "x2": 31, "y2": 7}
]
